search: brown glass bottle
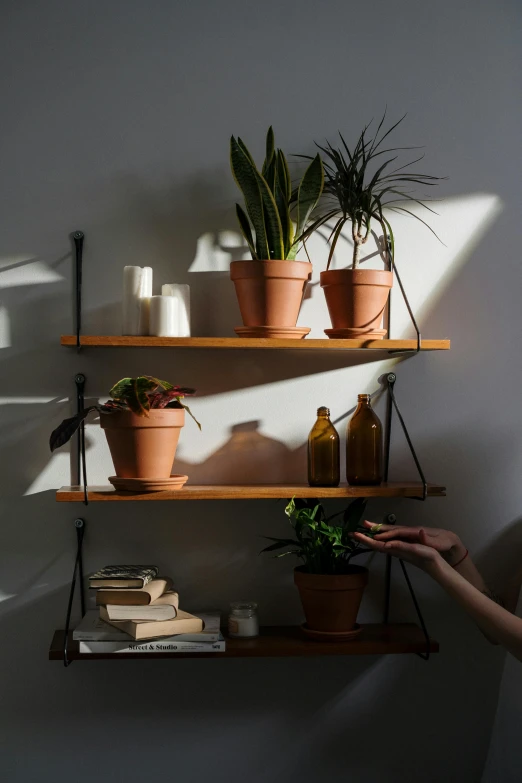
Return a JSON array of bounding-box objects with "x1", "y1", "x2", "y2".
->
[
  {"x1": 308, "y1": 407, "x2": 340, "y2": 487},
  {"x1": 346, "y1": 394, "x2": 383, "y2": 485}
]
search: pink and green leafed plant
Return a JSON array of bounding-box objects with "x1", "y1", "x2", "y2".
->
[{"x1": 49, "y1": 375, "x2": 200, "y2": 453}]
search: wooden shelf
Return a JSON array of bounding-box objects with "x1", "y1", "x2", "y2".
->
[
  {"x1": 61, "y1": 335, "x2": 450, "y2": 351},
  {"x1": 49, "y1": 624, "x2": 438, "y2": 660},
  {"x1": 56, "y1": 481, "x2": 445, "y2": 502}
]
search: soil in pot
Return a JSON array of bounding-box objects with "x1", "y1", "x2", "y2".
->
[
  {"x1": 100, "y1": 408, "x2": 185, "y2": 479},
  {"x1": 320, "y1": 268, "x2": 393, "y2": 338},
  {"x1": 230, "y1": 259, "x2": 312, "y2": 331},
  {"x1": 294, "y1": 565, "x2": 368, "y2": 633}
]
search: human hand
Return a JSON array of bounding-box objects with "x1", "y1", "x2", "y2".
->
[
  {"x1": 359, "y1": 521, "x2": 466, "y2": 566},
  {"x1": 352, "y1": 523, "x2": 444, "y2": 573}
]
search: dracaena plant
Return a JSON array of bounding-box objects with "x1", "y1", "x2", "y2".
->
[
  {"x1": 49, "y1": 376, "x2": 200, "y2": 452},
  {"x1": 230, "y1": 126, "x2": 324, "y2": 261},
  {"x1": 261, "y1": 497, "x2": 376, "y2": 575},
  {"x1": 298, "y1": 112, "x2": 445, "y2": 271}
]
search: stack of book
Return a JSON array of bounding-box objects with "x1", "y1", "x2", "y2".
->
[{"x1": 74, "y1": 565, "x2": 225, "y2": 654}]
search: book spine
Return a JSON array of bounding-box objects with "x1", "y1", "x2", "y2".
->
[{"x1": 79, "y1": 640, "x2": 226, "y2": 654}]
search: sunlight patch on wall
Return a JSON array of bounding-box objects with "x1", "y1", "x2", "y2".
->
[
  {"x1": 0, "y1": 255, "x2": 64, "y2": 288},
  {"x1": 0, "y1": 303, "x2": 11, "y2": 348},
  {"x1": 187, "y1": 231, "x2": 249, "y2": 272}
]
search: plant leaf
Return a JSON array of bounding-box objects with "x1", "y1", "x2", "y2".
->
[
  {"x1": 262, "y1": 126, "x2": 275, "y2": 175},
  {"x1": 49, "y1": 405, "x2": 99, "y2": 452},
  {"x1": 235, "y1": 203, "x2": 256, "y2": 258},
  {"x1": 230, "y1": 136, "x2": 269, "y2": 259},
  {"x1": 125, "y1": 376, "x2": 158, "y2": 416},
  {"x1": 294, "y1": 154, "x2": 324, "y2": 249},
  {"x1": 254, "y1": 167, "x2": 284, "y2": 259}
]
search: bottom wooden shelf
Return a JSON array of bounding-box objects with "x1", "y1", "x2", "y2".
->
[{"x1": 49, "y1": 624, "x2": 438, "y2": 660}]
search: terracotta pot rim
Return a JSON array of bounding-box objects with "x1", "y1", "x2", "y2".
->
[
  {"x1": 230, "y1": 259, "x2": 312, "y2": 282},
  {"x1": 294, "y1": 565, "x2": 369, "y2": 586},
  {"x1": 100, "y1": 408, "x2": 185, "y2": 428},
  {"x1": 320, "y1": 268, "x2": 393, "y2": 285}
]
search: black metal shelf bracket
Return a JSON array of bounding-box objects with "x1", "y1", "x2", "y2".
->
[
  {"x1": 63, "y1": 518, "x2": 86, "y2": 667},
  {"x1": 381, "y1": 513, "x2": 432, "y2": 661},
  {"x1": 385, "y1": 240, "x2": 422, "y2": 353},
  {"x1": 383, "y1": 372, "x2": 428, "y2": 501}
]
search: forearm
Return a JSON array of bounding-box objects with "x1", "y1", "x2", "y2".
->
[{"x1": 429, "y1": 558, "x2": 522, "y2": 661}]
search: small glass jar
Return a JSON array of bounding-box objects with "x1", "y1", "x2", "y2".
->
[{"x1": 228, "y1": 602, "x2": 259, "y2": 638}]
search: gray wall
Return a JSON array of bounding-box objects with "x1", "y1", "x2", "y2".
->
[{"x1": 0, "y1": 1, "x2": 521, "y2": 781}]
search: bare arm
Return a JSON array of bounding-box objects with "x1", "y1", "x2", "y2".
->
[
  {"x1": 353, "y1": 522, "x2": 522, "y2": 660},
  {"x1": 427, "y1": 557, "x2": 522, "y2": 661}
]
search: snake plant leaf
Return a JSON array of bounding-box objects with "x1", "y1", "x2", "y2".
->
[
  {"x1": 274, "y1": 175, "x2": 292, "y2": 257},
  {"x1": 262, "y1": 126, "x2": 275, "y2": 176},
  {"x1": 277, "y1": 149, "x2": 292, "y2": 202},
  {"x1": 126, "y1": 376, "x2": 158, "y2": 416},
  {"x1": 254, "y1": 167, "x2": 284, "y2": 259},
  {"x1": 295, "y1": 153, "x2": 324, "y2": 244},
  {"x1": 263, "y1": 156, "x2": 277, "y2": 195},
  {"x1": 235, "y1": 204, "x2": 257, "y2": 258},
  {"x1": 236, "y1": 136, "x2": 257, "y2": 168},
  {"x1": 230, "y1": 136, "x2": 269, "y2": 259},
  {"x1": 49, "y1": 405, "x2": 99, "y2": 452}
]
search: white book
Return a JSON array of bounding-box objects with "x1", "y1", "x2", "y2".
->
[
  {"x1": 73, "y1": 610, "x2": 222, "y2": 642},
  {"x1": 73, "y1": 610, "x2": 131, "y2": 641},
  {"x1": 79, "y1": 633, "x2": 225, "y2": 654}
]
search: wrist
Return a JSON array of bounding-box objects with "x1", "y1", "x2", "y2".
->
[
  {"x1": 445, "y1": 537, "x2": 467, "y2": 567},
  {"x1": 424, "y1": 551, "x2": 450, "y2": 580}
]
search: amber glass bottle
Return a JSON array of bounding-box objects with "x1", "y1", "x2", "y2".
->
[
  {"x1": 308, "y1": 407, "x2": 340, "y2": 487},
  {"x1": 346, "y1": 394, "x2": 383, "y2": 485}
]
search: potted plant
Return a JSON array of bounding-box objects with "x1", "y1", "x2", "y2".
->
[
  {"x1": 299, "y1": 114, "x2": 443, "y2": 338},
  {"x1": 229, "y1": 126, "x2": 323, "y2": 338},
  {"x1": 262, "y1": 497, "x2": 375, "y2": 639},
  {"x1": 50, "y1": 376, "x2": 200, "y2": 488}
]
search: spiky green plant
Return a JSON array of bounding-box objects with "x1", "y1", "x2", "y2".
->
[
  {"x1": 230, "y1": 126, "x2": 324, "y2": 261},
  {"x1": 261, "y1": 497, "x2": 376, "y2": 575},
  {"x1": 298, "y1": 113, "x2": 445, "y2": 271}
]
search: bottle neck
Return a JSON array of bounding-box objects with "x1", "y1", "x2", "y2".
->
[{"x1": 356, "y1": 394, "x2": 372, "y2": 411}]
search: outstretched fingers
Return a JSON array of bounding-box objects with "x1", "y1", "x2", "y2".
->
[{"x1": 361, "y1": 520, "x2": 422, "y2": 542}]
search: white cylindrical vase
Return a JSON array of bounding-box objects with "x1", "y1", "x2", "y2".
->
[
  {"x1": 149, "y1": 295, "x2": 179, "y2": 337},
  {"x1": 122, "y1": 266, "x2": 153, "y2": 335},
  {"x1": 161, "y1": 284, "x2": 191, "y2": 337}
]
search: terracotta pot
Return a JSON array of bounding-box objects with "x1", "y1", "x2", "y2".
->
[
  {"x1": 320, "y1": 269, "x2": 393, "y2": 338},
  {"x1": 100, "y1": 408, "x2": 185, "y2": 479},
  {"x1": 230, "y1": 259, "x2": 312, "y2": 329},
  {"x1": 294, "y1": 565, "x2": 368, "y2": 632}
]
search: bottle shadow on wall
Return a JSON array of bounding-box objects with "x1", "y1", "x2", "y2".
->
[{"x1": 174, "y1": 420, "x2": 307, "y2": 485}]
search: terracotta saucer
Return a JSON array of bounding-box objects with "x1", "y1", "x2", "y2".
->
[
  {"x1": 234, "y1": 326, "x2": 311, "y2": 339},
  {"x1": 300, "y1": 623, "x2": 362, "y2": 642},
  {"x1": 324, "y1": 328, "x2": 387, "y2": 340},
  {"x1": 109, "y1": 475, "x2": 189, "y2": 492}
]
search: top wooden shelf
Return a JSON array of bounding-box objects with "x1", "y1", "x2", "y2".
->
[{"x1": 61, "y1": 336, "x2": 450, "y2": 351}]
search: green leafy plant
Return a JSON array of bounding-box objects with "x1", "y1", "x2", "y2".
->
[
  {"x1": 298, "y1": 112, "x2": 445, "y2": 270},
  {"x1": 261, "y1": 497, "x2": 377, "y2": 575},
  {"x1": 230, "y1": 126, "x2": 324, "y2": 261},
  {"x1": 49, "y1": 376, "x2": 200, "y2": 452}
]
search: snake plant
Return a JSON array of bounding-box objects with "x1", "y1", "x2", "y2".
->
[{"x1": 230, "y1": 127, "x2": 323, "y2": 261}]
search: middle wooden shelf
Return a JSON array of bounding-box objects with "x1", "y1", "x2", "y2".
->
[{"x1": 56, "y1": 481, "x2": 445, "y2": 502}]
